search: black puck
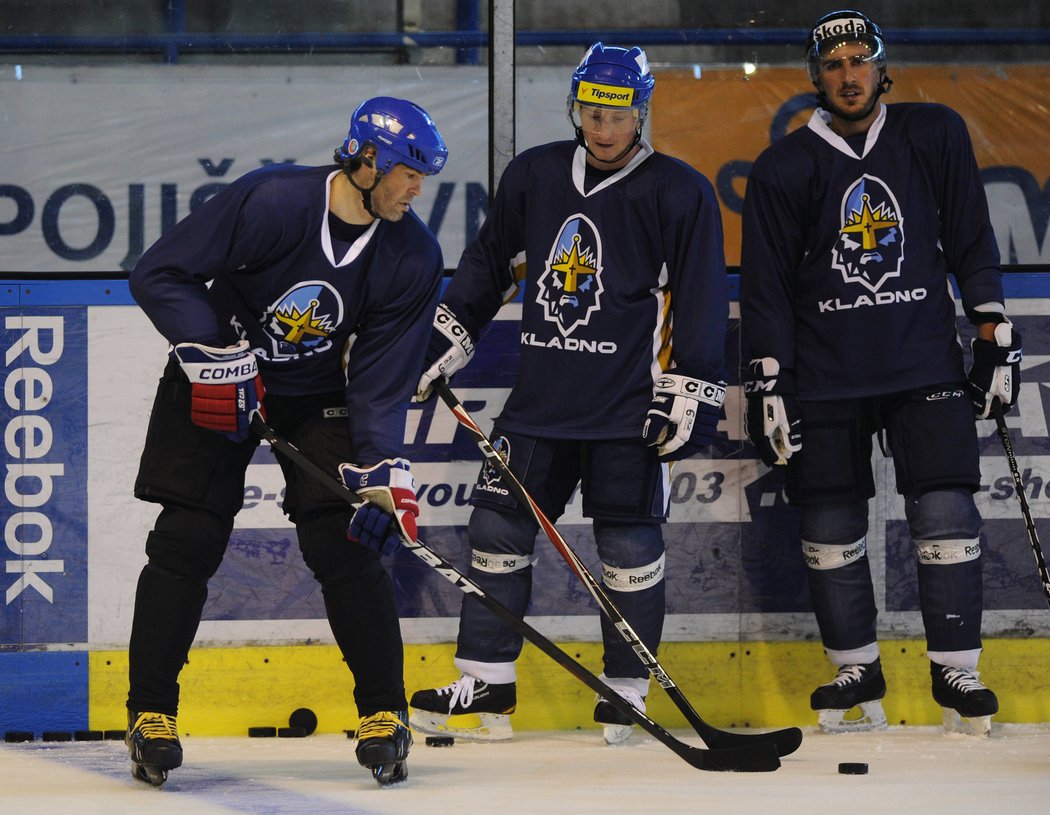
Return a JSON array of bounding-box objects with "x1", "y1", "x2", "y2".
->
[
  {"x1": 838, "y1": 762, "x2": 869, "y2": 775},
  {"x1": 288, "y1": 707, "x2": 318, "y2": 735},
  {"x1": 278, "y1": 726, "x2": 308, "y2": 738},
  {"x1": 425, "y1": 736, "x2": 455, "y2": 747},
  {"x1": 248, "y1": 726, "x2": 277, "y2": 738},
  {"x1": 344, "y1": 729, "x2": 356, "y2": 739}
]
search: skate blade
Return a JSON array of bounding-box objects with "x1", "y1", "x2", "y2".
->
[
  {"x1": 817, "y1": 700, "x2": 888, "y2": 734},
  {"x1": 601, "y1": 723, "x2": 634, "y2": 746},
  {"x1": 131, "y1": 761, "x2": 169, "y2": 787},
  {"x1": 942, "y1": 708, "x2": 992, "y2": 736},
  {"x1": 408, "y1": 710, "x2": 512, "y2": 742},
  {"x1": 371, "y1": 761, "x2": 408, "y2": 786}
]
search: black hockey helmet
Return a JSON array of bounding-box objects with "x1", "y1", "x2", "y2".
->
[{"x1": 806, "y1": 10, "x2": 890, "y2": 83}]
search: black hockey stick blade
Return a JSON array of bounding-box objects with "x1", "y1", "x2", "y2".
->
[
  {"x1": 432, "y1": 381, "x2": 803, "y2": 758},
  {"x1": 993, "y1": 406, "x2": 1050, "y2": 609},
  {"x1": 250, "y1": 416, "x2": 781, "y2": 772}
]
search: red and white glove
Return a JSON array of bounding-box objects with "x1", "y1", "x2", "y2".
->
[
  {"x1": 339, "y1": 458, "x2": 420, "y2": 555},
  {"x1": 172, "y1": 339, "x2": 265, "y2": 442}
]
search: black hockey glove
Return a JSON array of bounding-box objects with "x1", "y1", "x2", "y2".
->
[
  {"x1": 968, "y1": 319, "x2": 1022, "y2": 419},
  {"x1": 416, "y1": 303, "x2": 477, "y2": 402},
  {"x1": 743, "y1": 358, "x2": 802, "y2": 467},
  {"x1": 642, "y1": 368, "x2": 727, "y2": 461}
]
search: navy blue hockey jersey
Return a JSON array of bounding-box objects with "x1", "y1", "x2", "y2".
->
[
  {"x1": 740, "y1": 103, "x2": 1004, "y2": 400},
  {"x1": 130, "y1": 163, "x2": 443, "y2": 463},
  {"x1": 442, "y1": 140, "x2": 728, "y2": 439}
]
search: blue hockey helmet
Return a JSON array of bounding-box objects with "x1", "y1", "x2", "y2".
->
[
  {"x1": 568, "y1": 42, "x2": 655, "y2": 116},
  {"x1": 806, "y1": 9, "x2": 888, "y2": 85},
  {"x1": 335, "y1": 96, "x2": 448, "y2": 176}
]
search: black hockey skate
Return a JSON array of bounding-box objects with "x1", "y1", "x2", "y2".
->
[
  {"x1": 810, "y1": 658, "x2": 888, "y2": 733},
  {"x1": 126, "y1": 710, "x2": 182, "y2": 787},
  {"x1": 931, "y1": 663, "x2": 998, "y2": 736},
  {"x1": 593, "y1": 687, "x2": 646, "y2": 746},
  {"x1": 356, "y1": 710, "x2": 412, "y2": 786},
  {"x1": 409, "y1": 675, "x2": 516, "y2": 741}
]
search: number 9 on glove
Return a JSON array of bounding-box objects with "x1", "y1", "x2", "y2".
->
[{"x1": 642, "y1": 370, "x2": 726, "y2": 461}]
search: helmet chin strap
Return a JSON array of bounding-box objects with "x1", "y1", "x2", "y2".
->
[{"x1": 342, "y1": 158, "x2": 382, "y2": 219}]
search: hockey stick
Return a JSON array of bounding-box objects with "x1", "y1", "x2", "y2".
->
[
  {"x1": 993, "y1": 406, "x2": 1050, "y2": 609},
  {"x1": 432, "y1": 380, "x2": 803, "y2": 758},
  {"x1": 249, "y1": 416, "x2": 780, "y2": 772}
]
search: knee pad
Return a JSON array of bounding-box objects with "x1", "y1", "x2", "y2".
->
[
  {"x1": 467, "y1": 506, "x2": 538, "y2": 562},
  {"x1": 144, "y1": 505, "x2": 233, "y2": 580},
  {"x1": 905, "y1": 488, "x2": 981, "y2": 544},
  {"x1": 295, "y1": 507, "x2": 383, "y2": 586},
  {"x1": 799, "y1": 500, "x2": 868, "y2": 546},
  {"x1": 594, "y1": 521, "x2": 665, "y2": 591}
]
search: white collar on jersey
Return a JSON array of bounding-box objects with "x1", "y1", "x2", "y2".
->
[
  {"x1": 571, "y1": 138, "x2": 655, "y2": 197},
  {"x1": 321, "y1": 169, "x2": 380, "y2": 267},
  {"x1": 807, "y1": 103, "x2": 887, "y2": 159}
]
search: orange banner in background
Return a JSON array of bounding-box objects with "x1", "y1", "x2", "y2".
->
[{"x1": 653, "y1": 65, "x2": 1050, "y2": 267}]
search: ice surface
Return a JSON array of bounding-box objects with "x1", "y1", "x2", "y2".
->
[{"x1": 2, "y1": 724, "x2": 1049, "y2": 815}]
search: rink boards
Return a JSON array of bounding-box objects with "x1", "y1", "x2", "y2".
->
[{"x1": 1, "y1": 278, "x2": 1049, "y2": 733}]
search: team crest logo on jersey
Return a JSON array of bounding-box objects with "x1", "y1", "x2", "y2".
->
[
  {"x1": 261, "y1": 281, "x2": 342, "y2": 359},
  {"x1": 481, "y1": 436, "x2": 511, "y2": 488},
  {"x1": 832, "y1": 174, "x2": 904, "y2": 293},
  {"x1": 536, "y1": 214, "x2": 604, "y2": 337}
]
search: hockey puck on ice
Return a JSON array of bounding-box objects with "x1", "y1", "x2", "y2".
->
[
  {"x1": 278, "y1": 726, "x2": 308, "y2": 738},
  {"x1": 838, "y1": 762, "x2": 869, "y2": 775},
  {"x1": 344, "y1": 729, "x2": 356, "y2": 739},
  {"x1": 425, "y1": 736, "x2": 455, "y2": 747},
  {"x1": 248, "y1": 726, "x2": 277, "y2": 738},
  {"x1": 288, "y1": 707, "x2": 318, "y2": 735}
]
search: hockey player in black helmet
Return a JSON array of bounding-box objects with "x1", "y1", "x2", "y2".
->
[{"x1": 740, "y1": 9, "x2": 1020, "y2": 737}]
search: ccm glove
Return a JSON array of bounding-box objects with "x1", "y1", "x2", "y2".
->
[
  {"x1": 642, "y1": 369, "x2": 727, "y2": 461},
  {"x1": 968, "y1": 319, "x2": 1022, "y2": 419},
  {"x1": 743, "y1": 358, "x2": 802, "y2": 466},
  {"x1": 416, "y1": 303, "x2": 476, "y2": 402},
  {"x1": 340, "y1": 459, "x2": 420, "y2": 556},
  {"x1": 172, "y1": 339, "x2": 265, "y2": 442}
]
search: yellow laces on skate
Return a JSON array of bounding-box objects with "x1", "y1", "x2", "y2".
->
[
  {"x1": 357, "y1": 711, "x2": 404, "y2": 741},
  {"x1": 132, "y1": 712, "x2": 179, "y2": 741}
]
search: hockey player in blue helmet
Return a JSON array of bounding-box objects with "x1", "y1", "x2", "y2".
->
[
  {"x1": 124, "y1": 95, "x2": 447, "y2": 788},
  {"x1": 567, "y1": 42, "x2": 655, "y2": 165},
  {"x1": 334, "y1": 95, "x2": 448, "y2": 218},
  {"x1": 407, "y1": 41, "x2": 730, "y2": 747}
]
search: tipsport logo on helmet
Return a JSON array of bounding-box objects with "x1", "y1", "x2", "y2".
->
[
  {"x1": 576, "y1": 81, "x2": 635, "y2": 107},
  {"x1": 812, "y1": 16, "x2": 870, "y2": 46}
]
